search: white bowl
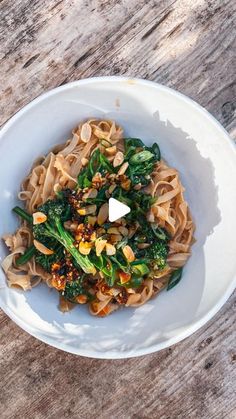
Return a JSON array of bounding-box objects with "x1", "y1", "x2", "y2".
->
[{"x1": 0, "y1": 77, "x2": 236, "y2": 359}]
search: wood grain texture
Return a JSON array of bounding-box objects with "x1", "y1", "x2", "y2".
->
[{"x1": 0, "y1": 0, "x2": 235, "y2": 418}]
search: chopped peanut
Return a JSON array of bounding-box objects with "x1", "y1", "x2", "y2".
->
[
  {"x1": 51, "y1": 277, "x2": 66, "y2": 291},
  {"x1": 107, "y1": 227, "x2": 120, "y2": 234},
  {"x1": 97, "y1": 227, "x2": 106, "y2": 236},
  {"x1": 77, "y1": 204, "x2": 97, "y2": 215},
  {"x1": 122, "y1": 245, "x2": 135, "y2": 262},
  {"x1": 118, "y1": 226, "x2": 129, "y2": 236},
  {"x1": 79, "y1": 241, "x2": 93, "y2": 255},
  {"x1": 91, "y1": 231, "x2": 97, "y2": 241},
  {"x1": 95, "y1": 239, "x2": 107, "y2": 256},
  {"x1": 92, "y1": 172, "x2": 103, "y2": 187},
  {"x1": 121, "y1": 179, "x2": 131, "y2": 191},
  {"x1": 87, "y1": 216, "x2": 97, "y2": 226},
  {"x1": 109, "y1": 234, "x2": 123, "y2": 244},
  {"x1": 97, "y1": 203, "x2": 109, "y2": 225},
  {"x1": 105, "y1": 243, "x2": 116, "y2": 255}
]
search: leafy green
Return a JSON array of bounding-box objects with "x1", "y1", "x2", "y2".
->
[
  {"x1": 124, "y1": 138, "x2": 143, "y2": 160},
  {"x1": 89, "y1": 247, "x2": 130, "y2": 286},
  {"x1": 125, "y1": 138, "x2": 144, "y2": 149},
  {"x1": 118, "y1": 275, "x2": 144, "y2": 289},
  {"x1": 102, "y1": 257, "x2": 117, "y2": 287},
  {"x1": 149, "y1": 143, "x2": 161, "y2": 160},
  {"x1": 127, "y1": 215, "x2": 169, "y2": 269},
  {"x1": 151, "y1": 224, "x2": 170, "y2": 241},
  {"x1": 111, "y1": 250, "x2": 130, "y2": 272},
  {"x1": 77, "y1": 149, "x2": 114, "y2": 188},
  {"x1": 12, "y1": 206, "x2": 33, "y2": 224},
  {"x1": 15, "y1": 245, "x2": 36, "y2": 266},
  {"x1": 167, "y1": 268, "x2": 183, "y2": 291},
  {"x1": 124, "y1": 137, "x2": 161, "y2": 186},
  {"x1": 130, "y1": 150, "x2": 154, "y2": 165},
  {"x1": 131, "y1": 263, "x2": 150, "y2": 276},
  {"x1": 130, "y1": 259, "x2": 148, "y2": 265}
]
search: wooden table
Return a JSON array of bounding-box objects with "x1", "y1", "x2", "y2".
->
[{"x1": 0, "y1": 1, "x2": 235, "y2": 418}]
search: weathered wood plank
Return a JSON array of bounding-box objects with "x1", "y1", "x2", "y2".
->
[
  {"x1": 0, "y1": 0, "x2": 235, "y2": 418},
  {"x1": 0, "y1": 0, "x2": 235, "y2": 136},
  {"x1": 0, "y1": 294, "x2": 235, "y2": 419}
]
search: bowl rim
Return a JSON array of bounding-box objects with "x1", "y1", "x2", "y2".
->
[{"x1": 0, "y1": 76, "x2": 235, "y2": 359}]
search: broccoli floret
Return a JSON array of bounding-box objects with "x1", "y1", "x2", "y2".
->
[
  {"x1": 33, "y1": 198, "x2": 96, "y2": 275},
  {"x1": 35, "y1": 244, "x2": 64, "y2": 272},
  {"x1": 38, "y1": 199, "x2": 71, "y2": 222},
  {"x1": 146, "y1": 242, "x2": 169, "y2": 269},
  {"x1": 64, "y1": 279, "x2": 85, "y2": 301}
]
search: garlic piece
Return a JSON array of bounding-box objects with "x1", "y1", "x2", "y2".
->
[
  {"x1": 33, "y1": 239, "x2": 54, "y2": 255},
  {"x1": 32, "y1": 212, "x2": 47, "y2": 225}
]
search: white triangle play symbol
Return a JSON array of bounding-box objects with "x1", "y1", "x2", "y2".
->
[{"x1": 108, "y1": 198, "x2": 130, "y2": 222}]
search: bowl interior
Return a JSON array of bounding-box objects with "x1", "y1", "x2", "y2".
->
[{"x1": 0, "y1": 78, "x2": 236, "y2": 358}]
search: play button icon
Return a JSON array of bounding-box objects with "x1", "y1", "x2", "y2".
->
[{"x1": 108, "y1": 198, "x2": 130, "y2": 222}]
